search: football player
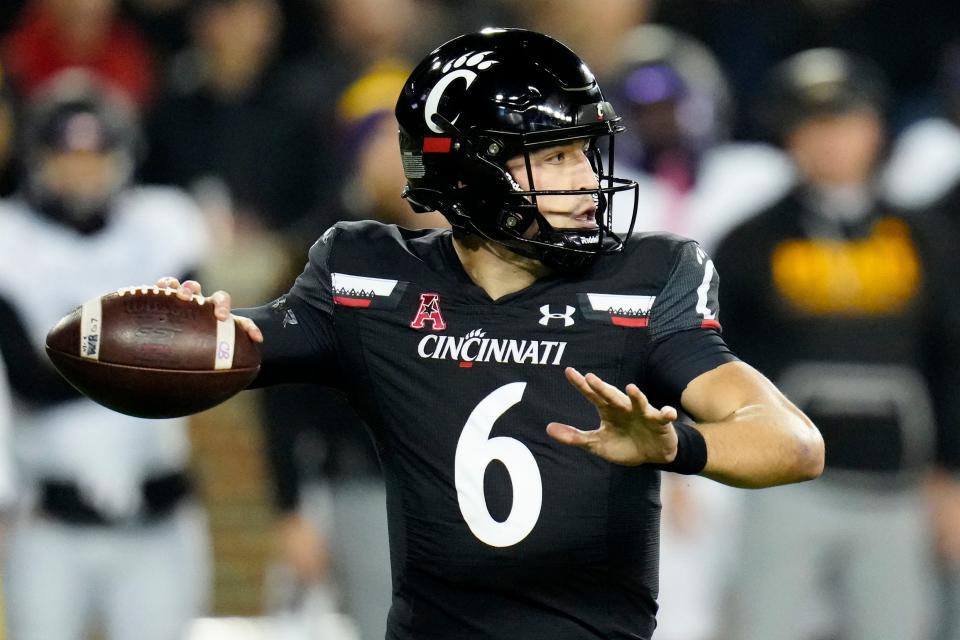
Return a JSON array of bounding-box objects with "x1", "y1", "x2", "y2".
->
[
  {"x1": 718, "y1": 48, "x2": 960, "y2": 640},
  {"x1": 0, "y1": 72, "x2": 212, "y2": 640},
  {"x1": 160, "y1": 28, "x2": 824, "y2": 640}
]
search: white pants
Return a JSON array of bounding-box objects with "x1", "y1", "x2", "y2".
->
[
  {"x1": 656, "y1": 474, "x2": 743, "y2": 640},
  {"x1": 4, "y1": 502, "x2": 211, "y2": 640},
  {"x1": 267, "y1": 482, "x2": 391, "y2": 640},
  {"x1": 729, "y1": 477, "x2": 934, "y2": 640}
]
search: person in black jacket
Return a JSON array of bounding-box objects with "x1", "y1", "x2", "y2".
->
[{"x1": 717, "y1": 48, "x2": 960, "y2": 640}]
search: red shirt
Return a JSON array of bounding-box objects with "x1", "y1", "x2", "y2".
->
[{"x1": 2, "y1": 2, "x2": 155, "y2": 107}]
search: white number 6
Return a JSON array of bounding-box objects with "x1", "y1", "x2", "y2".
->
[{"x1": 455, "y1": 382, "x2": 543, "y2": 547}]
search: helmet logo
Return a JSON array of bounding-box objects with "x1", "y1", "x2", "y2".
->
[{"x1": 424, "y1": 51, "x2": 498, "y2": 134}]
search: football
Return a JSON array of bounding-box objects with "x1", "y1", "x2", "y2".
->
[{"x1": 45, "y1": 286, "x2": 261, "y2": 419}]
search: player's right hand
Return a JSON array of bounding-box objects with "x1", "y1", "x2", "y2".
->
[{"x1": 155, "y1": 276, "x2": 263, "y2": 343}]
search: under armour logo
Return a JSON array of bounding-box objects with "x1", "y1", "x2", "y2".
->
[{"x1": 539, "y1": 305, "x2": 575, "y2": 327}]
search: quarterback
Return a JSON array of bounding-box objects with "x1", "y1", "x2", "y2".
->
[{"x1": 162, "y1": 29, "x2": 823, "y2": 640}]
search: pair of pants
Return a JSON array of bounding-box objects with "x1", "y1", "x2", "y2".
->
[
  {"x1": 267, "y1": 481, "x2": 391, "y2": 640},
  {"x1": 3, "y1": 501, "x2": 210, "y2": 640},
  {"x1": 729, "y1": 476, "x2": 934, "y2": 640}
]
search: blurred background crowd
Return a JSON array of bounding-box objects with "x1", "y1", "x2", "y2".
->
[{"x1": 1, "y1": 0, "x2": 960, "y2": 639}]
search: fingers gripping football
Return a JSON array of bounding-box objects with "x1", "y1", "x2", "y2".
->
[
  {"x1": 155, "y1": 277, "x2": 263, "y2": 343},
  {"x1": 546, "y1": 367, "x2": 679, "y2": 466}
]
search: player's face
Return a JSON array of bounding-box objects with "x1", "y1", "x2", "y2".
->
[
  {"x1": 38, "y1": 149, "x2": 122, "y2": 208},
  {"x1": 785, "y1": 109, "x2": 884, "y2": 187},
  {"x1": 505, "y1": 140, "x2": 600, "y2": 231}
]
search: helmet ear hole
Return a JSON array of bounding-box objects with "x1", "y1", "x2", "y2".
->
[
  {"x1": 498, "y1": 211, "x2": 527, "y2": 234},
  {"x1": 401, "y1": 186, "x2": 443, "y2": 212}
]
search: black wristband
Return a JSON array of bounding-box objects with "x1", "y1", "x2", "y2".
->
[{"x1": 647, "y1": 421, "x2": 708, "y2": 475}]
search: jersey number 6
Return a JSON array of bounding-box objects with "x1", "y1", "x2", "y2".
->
[{"x1": 455, "y1": 382, "x2": 543, "y2": 547}]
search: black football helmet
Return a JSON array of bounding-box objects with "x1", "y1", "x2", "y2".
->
[
  {"x1": 22, "y1": 71, "x2": 139, "y2": 234},
  {"x1": 395, "y1": 28, "x2": 639, "y2": 271}
]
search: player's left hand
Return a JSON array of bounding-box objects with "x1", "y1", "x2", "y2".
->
[{"x1": 546, "y1": 367, "x2": 679, "y2": 466}]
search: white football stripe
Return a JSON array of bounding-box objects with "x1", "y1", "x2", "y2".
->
[
  {"x1": 79, "y1": 297, "x2": 103, "y2": 360},
  {"x1": 585, "y1": 293, "x2": 656, "y2": 314},
  {"x1": 214, "y1": 318, "x2": 236, "y2": 370},
  {"x1": 331, "y1": 273, "x2": 398, "y2": 297}
]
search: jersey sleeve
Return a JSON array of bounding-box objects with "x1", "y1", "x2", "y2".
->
[
  {"x1": 235, "y1": 226, "x2": 341, "y2": 388},
  {"x1": 645, "y1": 241, "x2": 739, "y2": 404},
  {"x1": 648, "y1": 240, "x2": 721, "y2": 341}
]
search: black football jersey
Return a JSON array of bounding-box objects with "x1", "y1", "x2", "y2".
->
[{"x1": 239, "y1": 221, "x2": 736, "y2": 640}]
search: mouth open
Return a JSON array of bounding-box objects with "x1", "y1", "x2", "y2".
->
[{"x1": 568, "y1": 206, "x2": 599, "y2": 229}]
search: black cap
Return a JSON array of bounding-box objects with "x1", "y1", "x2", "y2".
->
[
  {"x1": 24, "y1": 71, "x2": 138, "y2": 156},
  {"x1": 758, "y1": 48, "x2": 888, "y2": 141}
]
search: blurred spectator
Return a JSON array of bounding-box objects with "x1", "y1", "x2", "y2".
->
[
  {"x1": 143, "y1": 0, "x2": 322, "y2": 240},
  {"x1": 262, "y1": 384, "x2": 387, "y2": 640},
  {"x1": 2, "y1": 0, "x2": 155, "y2": 107},
  {"x1": 336, "y1": 62, "x2": 448, "y2": 229},
  {"x1": 121, "y1": 0, "x2": 193, "y2": 67},
  {"x1": 123, "y1": 0, "x2": 321, "y2": 66},
  {"x1": 0, "y1": 71, "x2": 211, "y2": 640},
  {"x1": 715, "y1": 48, "x2": 960, "y2": 640},
  {"x1": 0, "y1": 348, "x2": 16, "y2": 517},
  {"x1": 0, "y1": 1, "x2": 29, "y2": 34},
  {"x1": 918, "y1": 110, "x2": 960, "y2": 640},
  {"x1": 882, "y1": 42, "x2": 960, "y2": 210},
  {"x1": 606, "y1": 27, "x2": 776, "y2": 640},
  {"x1": 0, "y1": 63, "x2": 19, "y2": 196},
  {"x1": 261, "y1": 61, "x2": 447, "y2": 640},
  {"x1": 610, "y1": 24, "x2": 794, "y2": 252},
  {"x1": 510, "y1": 0, "x2": 649, "y2": 84},
  {"x1": 271, "y1": 0, "x2": 454, "y2": 240},
  {"x1": 654, "y1": 0, "x2": 960, "y2": 137}
]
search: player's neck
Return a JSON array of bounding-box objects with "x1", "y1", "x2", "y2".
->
[{"x1": 452, "y1": 235, "x2": 550, "y2": 301}]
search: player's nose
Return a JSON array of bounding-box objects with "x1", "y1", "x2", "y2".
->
[{"x1": 570, "y1": 152, "x2": 599, "y2": 192}]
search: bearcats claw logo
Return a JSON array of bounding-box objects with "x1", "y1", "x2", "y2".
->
[{"x1": 424, "y1": 51, "x2": 499, "y2": 134}]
